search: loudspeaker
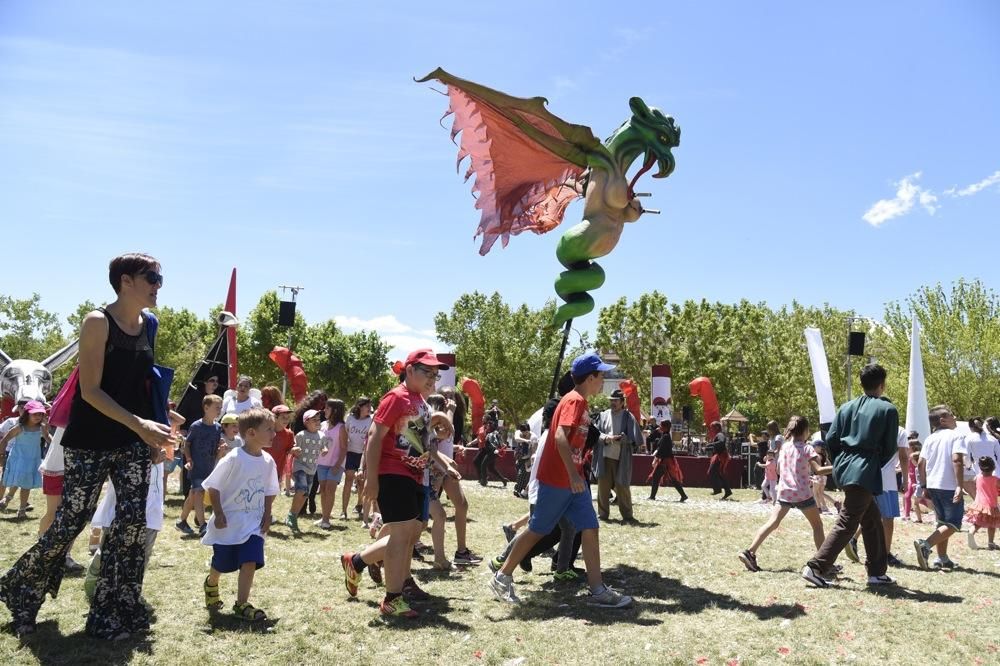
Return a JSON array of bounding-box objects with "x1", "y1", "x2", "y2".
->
[
  {"x1": 278, "y1": 301, "x2": 296, "y2": 327},
  {"x1": 682, "y1": 405, "x2": 692, "y2": 422},
  {"x1": 848, "y1": 331, "x2": 866, "y2": 356}
]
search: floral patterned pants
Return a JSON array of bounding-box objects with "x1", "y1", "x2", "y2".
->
[{"x1": 0, "y1": 440, "x2": 151, "y2": 638}]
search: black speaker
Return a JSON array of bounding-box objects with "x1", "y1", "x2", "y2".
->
[
  {"x1": 848, "y1": 331, "x2": 866, "y2": 356},
  {"x1": 682, "y1": 405, "x2": 692, "y2": 422},
  {"x1": 278, "y1": 301, "x2": 296, "y2": 327}
]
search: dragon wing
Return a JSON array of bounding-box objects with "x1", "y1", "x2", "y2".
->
[
  {"x1": 41, "y1": 339, "x2": 79, "y2": 371},
  {"x1": 418, "y1": 68, "x2": 611, "y2": 255}
]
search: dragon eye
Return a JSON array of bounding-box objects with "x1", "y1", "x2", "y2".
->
[{"x1": 658, "y1": 134, "x2": 669, "y2": 143}]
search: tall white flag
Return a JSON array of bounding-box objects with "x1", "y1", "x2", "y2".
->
[
  {"x1": 804, "y1": 327, "x2": 837, "y2": 426},
  {"x1": 906, "y1": 316, "x2": 930, "y2": 442}
]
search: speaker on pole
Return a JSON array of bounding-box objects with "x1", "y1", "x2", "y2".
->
[
  {"x1": 848, "y1": 331, "x2": 866, "y2": 356},
  {"x1": 278, "y1": 301, "x2": 296, "y2": 327},
  {"x1": 682, "y1": 405, "x2": 692, "y2": 422}
]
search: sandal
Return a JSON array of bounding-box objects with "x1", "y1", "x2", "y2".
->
[
  {"x1": 204, "y1": 576, "x2": 222, "y2": 610},
  {"x1": 233, "y1": 601, "x2": 267, "y2": 621}
]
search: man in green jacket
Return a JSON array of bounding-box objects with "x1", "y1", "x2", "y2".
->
[{"x1": 802, "y1": 364, "x2": 899, "y2": 587}]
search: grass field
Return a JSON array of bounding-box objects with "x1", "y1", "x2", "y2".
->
[{"x1": 0, "y1": 481, "x2": 997, "y2": 665}]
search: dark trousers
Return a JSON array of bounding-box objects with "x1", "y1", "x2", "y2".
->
[
  {"x1": 513, "y1": 458, "x2": 530, "y2": 494},
  {"x1": 650, "y1": 467, "x2": 687, "y2": 500},
  {"x1": 708, "y1": 460, "x2": 731, "y2": 495},
  {"x1": 477, "y1": 451, "x2": 507, "y2": 485},
  {"x1": 808, "y1": 485, "x2": 886, "y2": 577}
]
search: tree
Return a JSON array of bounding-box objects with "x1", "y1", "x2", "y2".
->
[
  {"x1": 297, "y1": 321, "x2": 394, "y2": 401},
  {"x1": 0, "y1": 294, "x2": 67, "y2": 361},
  {"x1": 877, "y1": 279, "x2": 1000, "y2": 421},
  {"x1": 435, "y1": 292, "x2": 587, "y2": 427},
  {"x1": 239, "y1": 291, "x2": 310, "y2": 388}
]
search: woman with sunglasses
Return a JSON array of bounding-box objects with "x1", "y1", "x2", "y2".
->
[{"x1": 0, "y1": 253, "x2": 174, "y2": 639}]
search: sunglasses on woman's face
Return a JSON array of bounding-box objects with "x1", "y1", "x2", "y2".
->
[{"x1": 140, "y1": 270, "x2": 164, "y2": 287}]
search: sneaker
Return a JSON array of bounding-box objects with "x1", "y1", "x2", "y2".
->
[
  {"x1": 354, "y1": 504, "x2": 363, "y2": 515},
  {"x1": 502, "y1": 524, "x2": 517, "y2": 543},
  {"x1": 285, "y1": 513, "x2": 300, "y2": 533},
  {"x1": 738, "y1": 550, "x2": 760, "y2": 572},
  {"x1": 586, "y1": 584, "x2": 633, "y2": 608},
  {"x1": 913, "y1": 539, "x2": 931, "y2": 571},
  {"x1": 339, "y1": 513, "x2": 348, "y2": 521},
  {"x1": 518, "y1": 490, "x2": 528, "y2": 499},
  {"x1": 886, "y1": 553, "x2": 903, "y2": 567},
  {"x1": 867, "y1": 574, "x2": 896, "y2": 585},
  {"x1": 801, "y1": 564, "x2": 831, "y2": 588},
  {"x1": 844, "y1": 538, "x2": 860, "y2": 563},
  {"x1": 933, "y1": 558, "x2": 957, "y2": 571},
  {"x1": 379, "y1": 595, "x2": 419, "y2": 618},
  {"x1": 175, "y1": 520, "x2": 194, "y2": 536},
  {"x1": 341, "y1": 553, "x2": 361, "y2": 597},
  {"x1": 488, "y1": 557, "x2": 504, "y2": 573},
  {"x1": 314, "y1": 519, "x2": 332, "y2": 530},
  {"x1": 402, "y1": 577, "x2": 429, "y2": 601},
  {"x1": 988, "y1": 542, "x2": 1000, "y2": 551},
  {"x1": 553, "y1": 569, "x2": 581, "y2": 582},
  {"x1": 489, "y1": 573, "x2": 520, "y2": 604},
  {"x1": 367, "y1": 562, "x2": 383, "y2": 586},
  {"x1": 198, "y1": 522, "x2": 207, "y2": 537},
  {"x1": 968, "y1": 532, "x2": 980, "y2": 550},
  {"x1": 454, "y1": 548, "x2": 483, "y2": 565}
]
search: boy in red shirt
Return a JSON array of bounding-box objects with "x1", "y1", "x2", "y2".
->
[
  {"x1": 489, "y1": 353, "x2": 632, "y2": 608},
  {"x1": 340, "y1": 349, "x2": 449, "y2": 618}
]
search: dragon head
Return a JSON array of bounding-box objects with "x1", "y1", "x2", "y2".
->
[{"x1": 627, "y1": 97, "x2": 680, "y2": 179}]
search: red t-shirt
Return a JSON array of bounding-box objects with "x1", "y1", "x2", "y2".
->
[
  {"x1": 269, "y1": 428, "x2": 294, "y2": 472},
  {"x1": 536, "y1": 390, "x2": 590, "y2": 489},
  {"x1": 374, "y1": 384, "x2": 430, "y2": 481}
]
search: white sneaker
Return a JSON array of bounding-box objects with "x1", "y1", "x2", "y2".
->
[
  {"x1": 314, "y1": 519, "x2": 332, "y2": 530},
  {"x1": 968, "y1": 532, "x2": 980, "y2": 550},
  {"x1": 867, "y1": 574, "x2": 895, "y2": 585},
  {"x1": 586, "y1": 585, "x2": 633, "y2": 608},
  {"x1": 489, "y1": 573, "x2": 520, "y2": 604}
]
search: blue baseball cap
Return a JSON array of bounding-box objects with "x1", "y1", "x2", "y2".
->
[{"x1": 571, "y1": 352, "x2": 615, "y2": 377}]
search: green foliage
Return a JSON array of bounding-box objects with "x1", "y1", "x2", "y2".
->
[
  {"x1": 434, "y1": 292, "x2": 587, "y2": 427},
  {"x1": 877, "y1": 279, "x2": 1000, "y2": 420},
  {"x1": 149, "y1": 306, "x2": 219, "y2": 396},
  {"x1": 0, "y1": 294, "x2": 66, "y2": 361},
  {"x1": 596, "y1": 292, "x2": 855, "y2": 432}
]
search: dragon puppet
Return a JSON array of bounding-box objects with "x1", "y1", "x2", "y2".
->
[{"x1": 418, "y1": 68, "x2": 680, "y2": 328}]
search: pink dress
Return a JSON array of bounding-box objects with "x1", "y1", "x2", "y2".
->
[{"x1": 965, "y1": 475, "x2": 1000, "y2": 529}]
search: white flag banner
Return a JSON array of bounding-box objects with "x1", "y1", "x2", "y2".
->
[
  {"x1": 804, "y1": 327, "x2": 837, "y2": 425},
  {"x1": 436, "y1": 353, "x2": 457, "y2": 390},
  {"x1": 906, "y1": 316, "x2": 931, "y2": 443}
]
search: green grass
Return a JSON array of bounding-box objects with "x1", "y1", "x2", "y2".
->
[{"x1": 1, "y1": 482, "x2": 998, "y2": 665}]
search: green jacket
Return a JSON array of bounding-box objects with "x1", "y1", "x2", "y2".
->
[{"x1": 826, "y1": 394, "x2": 899, "y2": 494}]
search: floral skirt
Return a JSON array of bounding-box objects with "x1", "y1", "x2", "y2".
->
[{"x1": 0, "y1": 440, "x2": 151, "y2": 638}]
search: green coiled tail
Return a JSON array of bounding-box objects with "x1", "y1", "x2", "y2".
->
[{"x1": 553, "y1": 261, "x2": 605, "y2": 325}]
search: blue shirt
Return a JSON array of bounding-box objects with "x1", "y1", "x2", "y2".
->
[{"x1": 186, "y1": 419, "x2": 222, "y2": 476}]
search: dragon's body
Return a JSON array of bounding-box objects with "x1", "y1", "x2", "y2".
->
[{"x1": 420, "y1": 68, "x2": 679, "y2": 326}]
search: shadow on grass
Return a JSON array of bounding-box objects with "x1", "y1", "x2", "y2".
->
[
  {"x1": 352, "y1": 596, "x2": 472, "y2": 631},
  {"x1": 265, "y1": 530, "x2": 333, "y2": 542},
  {"x1": 202, "y1": 610, "x2": 280, "y2": 634},
  {"x1": 8, "y1": 619, "x2": 153, "y2": 665},
  {"x1": 864, "y1": 584, "x2": 963, "y2": 603}
]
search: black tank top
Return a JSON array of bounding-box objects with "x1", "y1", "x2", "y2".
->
[{"x1": 62, "y1": 308, "x2": 154, "y2": 451}]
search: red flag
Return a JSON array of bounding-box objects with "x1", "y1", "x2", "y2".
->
[
  {"x1": 618, "y1": 379, "x2": 642, "y2": 422},
  {"x1": 689, "y1": 376, "x2": 721, "y2": 437},
  {"x1": 269, "y1": 347, "x2": 309, "y2": 403},
  {"x1": 225, "y1": 268, "x2": 238, "y2": 388},
  {"x1": 461, "y1": 377, "x2": 485, "y2": 434}
]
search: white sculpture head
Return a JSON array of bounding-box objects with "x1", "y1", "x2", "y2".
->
[{"x1": 0, "y1": 340, "x2": 79, "y2": 403}]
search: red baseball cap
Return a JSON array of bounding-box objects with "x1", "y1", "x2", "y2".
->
[{"x1": 405, "y1": 348, "x2": 449, "y2": 369}]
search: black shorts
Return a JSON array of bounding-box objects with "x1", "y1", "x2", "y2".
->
[
  {"x1": 345, "y1": 451, "x2": 363, "y2": 471},
  {"x1": 378, "y1": 474, "x2": 423, "y2": 524}
]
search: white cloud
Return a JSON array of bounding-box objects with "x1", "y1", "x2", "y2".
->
[
  {"x1": 334, "y1": 315, "x2": 440, "y2": 360},
  {"x1": 945, "y1": 170, "x2": 1000, "y2": 197},
  {"x1": 862, "y1": 172, "x2": 938, "y2": 227}
]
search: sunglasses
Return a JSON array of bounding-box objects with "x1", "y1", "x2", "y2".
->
[
  {"x1": 140, "y1": 270, "x2": 164, "y2": 287},
  {"x1": 414, "y1": 365, "x2": 440, "y2": 380}
]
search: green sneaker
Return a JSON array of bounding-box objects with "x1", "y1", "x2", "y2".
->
[
  {"x1": 380, "y1": 595, "x2": 419, "y2": 618},
  {"x1": 285, "y1": 512, "x2": 300, "y2": 533},
  {"x1": 553, "y1": 569, "x2": 581, "y2": 582},
  {"x1": 488, "y1": 557, "x2": 504, "y2": 573}
]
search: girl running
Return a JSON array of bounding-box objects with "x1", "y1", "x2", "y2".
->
[{"x1": 739, "y1": 416, "x2": 832, "y2": 573}]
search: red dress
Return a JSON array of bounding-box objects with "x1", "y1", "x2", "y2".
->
[{"x1": 965, "y1": 475, "x2": 1000, "y2": 529}]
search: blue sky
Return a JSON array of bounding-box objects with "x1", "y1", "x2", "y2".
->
[{"x1": 1, "y1": 1, "x2": 998, "y2": 359}]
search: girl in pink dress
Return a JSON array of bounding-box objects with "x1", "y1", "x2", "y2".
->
[{"x1": 965, "y1": 457, "x2": 1000, "y2": 550}]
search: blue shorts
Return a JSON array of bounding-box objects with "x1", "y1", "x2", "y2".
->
[
  {"x1": 874, "y1": 490, "x2": 900, "y2": 519},
  {"x1": 927, "y1": 488, "x2": 963, "y2": 530},
  {"x1": 316, "y1": 465, "x2": 344, "y2": 483},
  {"x1": 345, "y1": 451, "x2": 363, "y2": 471},
  {"x1": 164, "y1": 457, "x2": 180, "y2": 474},
  {"x1": 528, "y1": 481, "x2": 598, "y2": 535},
  {"x1": 211, "y1": 535, "x2": 265, "y2": 574},
  {"x1": 292, "y1": 470, "x2": 314, "y2": 493}
]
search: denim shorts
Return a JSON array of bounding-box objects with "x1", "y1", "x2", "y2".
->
[
  {"x1": 316, "y1": 465, "x2": 344, "y2": 483},
  {"x1": 292, "y1": 469, "x2": 314, "y2": 493},
  {"x1": 927, "y1": 487, "x2": 963, "y2": 530},
  {"x1": 778, "y1": 497, "x2": 817, "y2": 509},
  {"x1": 528, "y1": 481, "x2": 598, "y2": 535},
  {"x1": 874, "y1": 490, "x2": 900, "y2": 518}
]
